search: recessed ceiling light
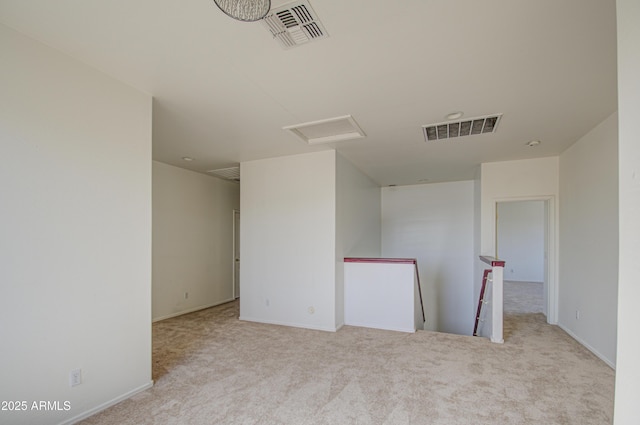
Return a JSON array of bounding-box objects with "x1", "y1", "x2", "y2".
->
[
  {"x1": 182, "y1": 156, "x2": 194, "y2": 161},
  {"x1": 526, "y1": 140, "x2": 541, "y2": 147},
  {"x1": 446, "y1": 111, "x2": 464, "y2": 120}
]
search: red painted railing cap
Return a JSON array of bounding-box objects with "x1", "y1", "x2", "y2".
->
[
  {"x1": 344, "y1": 257, "x2": 417, "y2": 264},
  {"x1": 479, "y1": 255, "x2": 505, "y2": 267}
]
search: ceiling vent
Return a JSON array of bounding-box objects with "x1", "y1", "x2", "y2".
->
[
  {"x1": 262, "y1": 0, "x2": 328, "y2": 49},
  {"x1": 283, "y1": 115, "x2": 366, "y2": 145},
  {"x1": 422, "y1": 114, "x2": 502, "y2": 141},
  {"x1": 207, "y1": 166, "x2": 240, "y2": 182}
]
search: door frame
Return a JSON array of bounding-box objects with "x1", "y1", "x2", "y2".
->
[
  {"x1": 494, "y1": 196, "x2": 557, "y2": 324},
  {"x1": 232, "y1": 209, "x2": 240, "y2": 299}
]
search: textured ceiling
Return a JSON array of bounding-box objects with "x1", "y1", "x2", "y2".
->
[{"x1": 0, "y1": 0, "x2": 618, "y2": 185}]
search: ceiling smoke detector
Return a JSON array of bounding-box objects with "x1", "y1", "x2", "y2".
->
[
  {"x1": 423, "y1": 114, "x2": 502, "y2": 141},
  {"x1": 283, "y1": 115, "x2": 366, "y2": 145},
  {"x1": 446, "y1": 111, "x2": 464, "y2": 120},
  {"x1": 262, "y1": 0, "x2": 328, "y2": 49},
  {"x1": 207, "y1": 166, "x2": 240, "y2": 182}
]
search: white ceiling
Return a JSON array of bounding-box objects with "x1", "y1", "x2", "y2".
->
[{"x1": 0, "y1": 0, "x2": 617, "y2": 185}]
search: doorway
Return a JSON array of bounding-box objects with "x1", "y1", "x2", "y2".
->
[
  {"x1": 496, "y1": 199, "x2": 555, "y2": 322},
  {"x1": 233, "y1": 210, "x2": 240, "y2": 299}
]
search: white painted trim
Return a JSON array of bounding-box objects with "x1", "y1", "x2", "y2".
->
[
  {"x1": 152, "y1": 299, "x2": 235, "y2": 322},
  {"x1": 232, "y1": 209, "x2": 240, "y2": 299},
  {"x1": 491, "y1": 265, "x2": 504, "y2": 343},
  {"x1": 558, "y1": 324, "x2": 616, "y2": 370},
  {"x1": 493, "y1": 195, "x2": 558, "y2": 325},
  {"x1": 239, "y1": 316, "x2": 339, "y2": 332},
  {"x1": 58, "y1": 381, "x2": 153, "y2": 425},
  {"x1": 344, "y1": 320, "x2": 416, "y2": 333}
]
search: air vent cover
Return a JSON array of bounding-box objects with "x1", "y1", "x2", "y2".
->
[
  {"x1": 283, "y1": 115, "x2": 366, "y2": 145},
  {"x1": 207, "y1": 166, "x2": 240, "y2": 182},
  {"x1": 423, "y1": 114, "x2": 502, "y2": 141},
  {"x1": 262, "y1": 0, "x2": 328, "y2": 49}
]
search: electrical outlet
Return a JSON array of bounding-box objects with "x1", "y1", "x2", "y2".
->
[
  {"x1": 576, "y1": 310, "x2": 580, "y2": 320},
  {"x1": 69, "y1": 369, "x2": 82, "y2": 387},
  {"x1": 265, "y1": 298, "x2": 270, "y2": 307},
  {"x1": 184, "y1": 292, "x2": 188, "y2": 299}
]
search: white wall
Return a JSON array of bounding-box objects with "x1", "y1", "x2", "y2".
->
[
  {"x1": 381, "y1": 181, "x2": 475, "y2": 335},
  {"x1": 335, "y1": 153, "x2": 381, "y2": 258},
  {"x1": 0, "y1": 25, "x2": 152, "y2": 425},
  {"x1": 152, "y1": 161, "x2": 240, "y2": 321},
  {"x1": 240, "y1": 151, "x2": 338, "y2": 331},
  {"x1": 344, "y1": 261, "x2": 419, "y2": 332},
  {"x1": 559, "y1": 113, "x2": 618, "y2": 367},
  {"x1": 473, "y1": 172, "x2": 482, "y2": 302},
  {"x1": 480, "y1": 158, "x2": 559, "y2": 255},
  {"x1": 479, "y1": 157, "x2": 559, "y2": 323},
  {"x1": 614, "y1": 0, "x2": 640, "y2": 420},
  {"x1": 497, "y1": 201, "x2": 545, "y2": 282},
  {"x1": 335, "y1": 153, "x2": 381, "y2": 327}
]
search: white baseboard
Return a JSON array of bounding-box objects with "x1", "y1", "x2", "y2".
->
[
  {"x1": 344, "y1": 320, "x2": 416, "y2": 333},
  {"x1": 60, "y1": 381, "x2": 153, "y2": 425},
  {"x1": 239, "y1": 316, "x2": 339, "y2": 332},
  {"x1": 153, "y1": 298, "x2": 235, "y2": 322},
  {"x1": 558, "y1": 323, "x2": 616, "y2": 369}
]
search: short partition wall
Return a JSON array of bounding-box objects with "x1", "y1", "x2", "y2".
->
[
  {"x1": 344, "y1": 258, "x2": 425, "y2": 333},
  {"x1": 477, "y1": 255, "x2": 505, "y2": 344}
]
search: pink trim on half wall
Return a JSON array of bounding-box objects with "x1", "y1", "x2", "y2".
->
[
  {"x1": 344, "y1": 257, "x2": 417, "y2": 265},
  {"x1": 479, "y1": 255, "x2": 505, "y2": 268}
]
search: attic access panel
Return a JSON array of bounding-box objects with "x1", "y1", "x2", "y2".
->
[{"x1": 283, "y1": 115, "x2": 366, "y2": 145}]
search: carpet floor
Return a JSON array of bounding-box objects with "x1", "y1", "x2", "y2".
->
[
  {"x1": 81, "y1": 301, "x2": 614, "y2": 424},
  {"x1": 504, "y1": 280, "x2": 544, "y2": 314}
]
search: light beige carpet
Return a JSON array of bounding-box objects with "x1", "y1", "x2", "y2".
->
[
  {"x1": 81, "y1": 301, "x2": 614, "y2": 424},
  {"x1": 504, "y1": 280, "x2": 544, "y2": 314}
]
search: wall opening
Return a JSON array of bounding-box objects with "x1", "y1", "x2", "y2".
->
[{"x1": 495, "y1": 198, "x2": 556, "y2": 324}]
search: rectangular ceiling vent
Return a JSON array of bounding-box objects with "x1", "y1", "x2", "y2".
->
[
  {"x1": 262, "y1": 0, "x2": 328, "y2": 49},
  {"x1": 422, "y1": 114, "x2": 502, "y2": 141},
  {"x1": 206, "y1": 166, "x2": 240, "y2": 182},
  {"x1": 283, "y1": 115, "x2": 366, "y2": 145}
]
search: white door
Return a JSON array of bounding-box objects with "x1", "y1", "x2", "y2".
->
[{"x1": 233, "y1": 210, "x2": 240, "y2": 299}]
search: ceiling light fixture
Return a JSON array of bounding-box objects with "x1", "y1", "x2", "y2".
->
[
  {"x1": 213, "y1": 0, "x2": 270, "y2": 22},
  {"x1": 526, "y1": 140, "x2": 541, "y2": 147},
  {"x1": 446, "y1": 111, "x2": 464, "y2": 120},
  {"x1": 182, "y1": 156, "x2": 194, "y2": 161}
]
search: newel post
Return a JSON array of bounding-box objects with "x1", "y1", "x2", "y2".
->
[{"x1": 479, "y1": 256, "x2": 505, "y2": 343}]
